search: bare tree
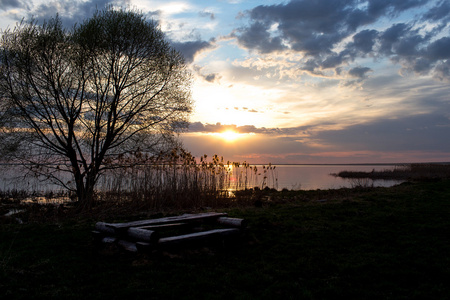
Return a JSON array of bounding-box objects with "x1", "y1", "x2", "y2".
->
[{"x1": 0, "y1": 8, "x2": 192, "y2": 209}]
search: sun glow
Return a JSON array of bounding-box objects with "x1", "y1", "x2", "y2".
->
[{"x1": 219, "y1": 130, "x2": 241, "y2": 142}]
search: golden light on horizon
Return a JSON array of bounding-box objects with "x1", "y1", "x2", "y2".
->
[{"x1": 219, "y1": 130, "x2": 241, "y2": 142}]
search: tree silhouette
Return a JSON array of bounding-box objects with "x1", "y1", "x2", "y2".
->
[{"x1": 0, "y1": 8, "x2": 192, "y2": 209}]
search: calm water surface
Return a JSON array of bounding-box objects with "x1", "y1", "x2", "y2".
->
[
  {"x1": 272, "y1": 165, "x2": 403, "y2": 190},
  {"x1": 1, "y1": 164, "x2": 404, "y2": 192}
]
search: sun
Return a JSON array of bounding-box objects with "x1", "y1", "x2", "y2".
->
[{"x1": 219, "y1": 130, "x2": 241, "y2": 142}]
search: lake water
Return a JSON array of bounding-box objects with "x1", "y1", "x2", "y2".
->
[
  {"x1": 0, "y1": 164, "x2": 404, "y2": 192},
  {"x1": 271, "y1": 164, "x2": 404, "y2": 190}
]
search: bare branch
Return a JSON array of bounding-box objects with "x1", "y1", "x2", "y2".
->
[{"x1": 1, "y1": 8, "x2": 192, "y2": 208}]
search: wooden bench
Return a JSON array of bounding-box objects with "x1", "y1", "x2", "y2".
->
[{"x1": 93, "y1": 212, "x2": 246, "y2": 253}]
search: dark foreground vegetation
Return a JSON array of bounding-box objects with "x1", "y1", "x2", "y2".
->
[{"x1": 1, "y1": 177, "x2": 450, "y2": 299}]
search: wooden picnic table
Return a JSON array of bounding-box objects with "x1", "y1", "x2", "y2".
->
[{"x1": 93, "y1": 212, "x2": 246, "y2": 252}]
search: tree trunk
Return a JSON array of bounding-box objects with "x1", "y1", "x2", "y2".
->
[{"x1": 75, "y1": 171, "x2": 96, "y2": 211}]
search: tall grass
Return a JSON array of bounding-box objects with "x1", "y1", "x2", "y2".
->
[
  {"x1": 0, "y1": 148, "x2": 278, "y2": 210},
  {"x1": 95, "y1": 148, "x2": 278, "y2": 210}
]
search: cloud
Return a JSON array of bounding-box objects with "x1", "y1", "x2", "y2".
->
[
  {"x1": 433, "y1": 60, "x2": 450, "y2": 82},
  {"x1": 188, "y1": 122, "x2": 251, "y2": 133},
  {"x1": 22, "y1": 0, "x2": 218, "y2": 66},
  {"x1": 382, "y1": 24, "x2": 428, "y2": 57},
  {"x1": 233, "y1": 21, "x2": 285, "y2": 54},
  {"x1": 199, "y1": 10, "x2": 215, "y2": 20},
  {"x1": 390, "y1": 33, "x2": 450, "y2": 77},
  {"x1": 234, "y1": 0, "x2": 450, "y2": 80},
  {"x1": 313, "y1": 113, "x2": 450, "y2": 152},
  {"x1": 367, "y1": 0, "x2": 427, "y2": 17},
  {"x1": 20, "y1": 0, "x2": 215, "y2": 65},
  {"x1": 348, "y1": 66, "x2": 372, "y2": 79},
  {"x1": 26, "y1": 0, "x2": 132, "y2": 28},
  {"x1": 181, "y1": 128, "x2": 317, "y2": 163},
  {"x1": 238, "y1": 0, "x2": 427, "y2": 56},
  {"x1": 191, "y1": 65, "x2": 222, "y2": 83},
  {"x1": 426, "y1": 37, "x2": 450, "y2": 60},
  {"x1": 348, "y1": 29, "x2": 379, "y2": 55},
  {"x1": 0, "y1": 0, "x2": 25, "y2": 10},
  {"x1": 422, "y1": 0, "x2": 450, "y2": 23},
  {"x1": 187, "y1": 122, "x2": 311, "y2": 135},
  {"x1": 182, "y1": 112, "x2": 450, "y2": 164},
  {"x1": 203, "y1": 73, "x2": 219, "y2": 83},
  {"x1": 342, "y1": 66, "x2": 373, "y2": 87},
  {"x1": 171, "y1": 39, "x2": 216, "y2": 63}
]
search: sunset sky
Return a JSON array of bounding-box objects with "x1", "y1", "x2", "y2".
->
[{"x1": 1, "y1": 0, "x2": 450, "y2": 164}]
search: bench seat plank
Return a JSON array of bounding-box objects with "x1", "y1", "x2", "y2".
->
[
  {"x1": 158, "y1": 228, "x2": 240, "y2": 246},
  {"x1": 106, "y1": 212, "x2": 227, "y2": 230}
]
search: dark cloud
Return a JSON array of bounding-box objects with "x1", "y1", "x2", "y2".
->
[
  {"x1": 171, "y1": 39, "x2": 215, "y2": 63},
  {"x1": 244, "y1": 0, "x2": 354, "y2": 56},
  {"x1": 384, "y1": 30, "x2": 450, "y2": 77},
  {"x1": 422, "y1": 0, "x2": 450, "y2": 22},
  {"x1": 426, "y1": 37, "x2": 450, "y2": 60},
  {"x1": 237, "y1": 0, "x2": 427, "y2": 56},
  {"x1": 367, "y1": 0, "x2": 427, "y2": 17},
  {"x1": 389, "y1": 29, "x2": 426, "y2": 57},
  {"x1": 181, "y1": 132, "x2": 314, "y2": 163},
  {"x1": 188, "y1": 122, "x2": 311, "y2": 135},
  {"x1": 410, "y1": 58, "x2": 433, "y2": 75},
  {"x1": 344, "y1": 66, "x2": 372, "y2": 87},
  {"x1": 320, "y1": 54, "x2": 347, "y2": 69},
  {"x1": 236, "y1": 0, "x2": 450, "y2": 80},
  {"x1": 350, "y1": 29, "x2": 379, "y2": 55},
  {"x1": 347, "y1": 21, "x2": 433, "y2": 68},
  {"x1": 234, "y1": 21, "x2": 285, "y2": 53},
  {"x1": 0, "y1": 0, "x2": 24, "y2": 10},
  {"x1": 28, "y1": 0, "x2": 131, "y2": 28},
  {"x1": 183, "y1": 113, "x2": 450, "y2": 164},
  {"x1": 199, "y1": 10, "x2": 215, "y2": 20},
  {"x1": 314, "y1": 113, "x2": 450, "y2": 152},
  {"x1": 434, "y1": 60, "x2": 450, "y2": 81},
  {"x1": 17, "y1": 0, "x2": 214, "y2": 63},
  {"x1": 346, "y1": 0, "x2": 427, "y2": 29},
  {"x1": 188, "y1": 122, "x2": 244, "y2": 133},
  {"x1": 192, "y1": 65, "x2": 221, "y2": 83},
  {"x1": 348, "y1": 66, "x2": 372, "y2": 79},
  {"x1": 300, "y1": 59, "x2": 321, "y2": 74},
  {"x1": 204, "y1": 73, "x2": 219, "y2": 83},
  {"x1": 26, "y1": 0, "x2": 220, "y2": 66}
]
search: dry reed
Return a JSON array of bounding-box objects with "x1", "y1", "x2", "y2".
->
[{"x1": 95, "y1": 148, "x2": 278, "y2": 210}]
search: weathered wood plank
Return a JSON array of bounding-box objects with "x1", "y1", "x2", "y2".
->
[
  {"x1": 102, "y1": 236, "x2": 117, "y2": 244},
  {"x1": 217, "y1": 217, "x2": 247, "y2": 228},
  {"x1": 117, "y1": 240, "x2": 138, "y2": 252},
  {"x1": 107, "y1": 212, "x2": 228, "y2": 229},
  {"x1": 95, "y1": 222, "x2": 116, "y2": 234},
  {"x1": 126, "y1": 227, "x2": 159, "y2": 243},
  {"x1": 157, "y1": 228, "x2": 240, "y2": 247},
  {"x1": 137, "y1": 222, "x2": 188, "y2": 230},
  {"x1": 135, "y1": 241, "x2": 151, "y2": 252},
  {"x1": 92, "y1": 231, "x2": 117, "y2": 244}
]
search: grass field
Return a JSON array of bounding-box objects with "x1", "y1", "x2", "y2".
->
[{"x1": 1, "y1": 179, "x2": 450, "y2": 299}]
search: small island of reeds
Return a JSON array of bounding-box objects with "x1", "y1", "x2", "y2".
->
[{"x1": 332, "y1": 163, "x2": 450, "y2": 180}]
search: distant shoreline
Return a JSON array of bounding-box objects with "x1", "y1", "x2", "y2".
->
[
  {"x1": 332, "y1": 163, "x2": 450, "y2": 180},
  {"x1": 265, "y1": 162, "x2": 450, "y2": 166}
]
